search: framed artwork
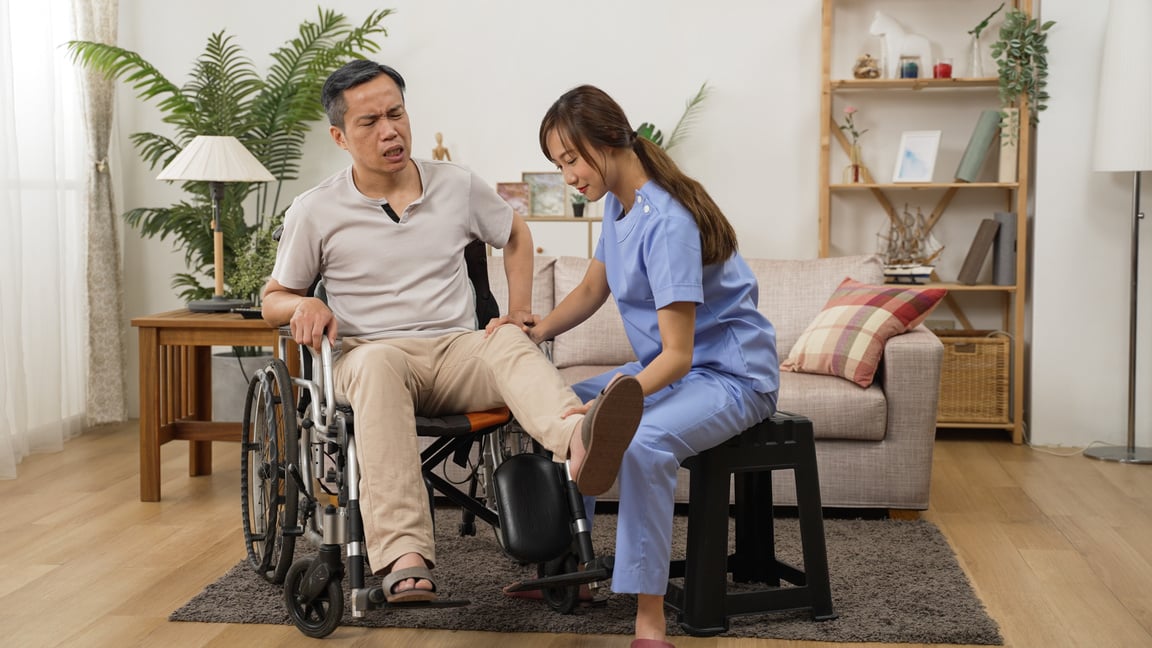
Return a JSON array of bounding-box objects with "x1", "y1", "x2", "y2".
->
[
  {"x1": 522, "y1": 171, "x2": 565, "y2": 217},
  {"x1": 892, "y1": 130, "x2": 941, "y2": 183},
  {"x1": 496, "y1": 181, "x2": 530, "y2": 218}
]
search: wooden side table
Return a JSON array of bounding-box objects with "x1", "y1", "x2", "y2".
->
[{"x1": 131, "y1": 309, "x2": 294, "y2": 502}]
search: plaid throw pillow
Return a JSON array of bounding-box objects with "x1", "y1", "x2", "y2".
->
[{"x1": 781, "y1": 278, "x2": 947, "y2": 388}]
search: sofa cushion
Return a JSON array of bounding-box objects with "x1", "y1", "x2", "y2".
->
[
  {"x1": 781, "y1": 278, "x2": 946, "y2": 388},
  {"x1": 551, "y1": 257, "x2": 636, "y2": 369},
  {"x1": 486, "y1": 255, "x2": 557, "y2": 319},
  {"x1": 746, "y1": 255, "x2": 885, "y2": 357},
  {"x1": 777, "y1": 372, "x2": 887, "y2": 441}
]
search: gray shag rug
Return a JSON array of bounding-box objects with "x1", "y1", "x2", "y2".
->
[{"x1": 172, "y1": 509, "x2": 1002, "y2": 644}]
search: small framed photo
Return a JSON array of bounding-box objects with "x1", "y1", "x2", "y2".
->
[
  {"x1": 496, "y1": 181, "x2": 530, "y2": 218},
  {"x1": 522, "y1": 171, "x2": 565, "y2": 217},
  {"x1": 892, "y1": 130, "x2": 941, "y2": 183}
]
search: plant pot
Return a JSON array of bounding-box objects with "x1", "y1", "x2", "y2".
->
[
  {"x1": 572, "y1": 202, "x2": 586, "y2": 217},
  {"x1": 212, "y1": 349, "x2": 273, "y2": 421},
  {"x1": 998, "y1": 107, "x2": 1019, "y2": 183}
]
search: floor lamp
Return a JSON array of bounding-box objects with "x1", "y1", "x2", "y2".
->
[
  {"x1": 1088, "y1": 0, "x2": 1152, "y2": 463},
  {"x1": 157, "y1": 136, "x2": 275, "y2": 313}
]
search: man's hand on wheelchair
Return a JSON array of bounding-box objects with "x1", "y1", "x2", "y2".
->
[{"x1": 290, "y1": 297, "x2": 339, "y2": 349}]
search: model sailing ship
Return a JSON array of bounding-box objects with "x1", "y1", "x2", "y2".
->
[{"x1": 878, "y1": 204, "x2": 943, "y2": 284}]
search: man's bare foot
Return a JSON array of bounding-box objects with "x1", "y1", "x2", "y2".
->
[{"x1": 385, "y1": 552, "x2": 434, "y2": 597}]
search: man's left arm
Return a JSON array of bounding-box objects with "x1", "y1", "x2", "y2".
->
[{"x1": 502, "y1": 214, "x2": 534, "y2": 325}]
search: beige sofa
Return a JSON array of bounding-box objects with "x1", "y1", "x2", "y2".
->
[{"x1": 486, "y1": 253, "x2": 944, "y2": 512}]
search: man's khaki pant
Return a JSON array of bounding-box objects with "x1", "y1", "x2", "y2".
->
[{"x1": 333, "y1": 325, "x2": 582, "y2": 574}]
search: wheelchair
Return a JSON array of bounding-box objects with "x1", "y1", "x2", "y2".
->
[{"x1": 239, "y1": 242, "x2": 614, "y2": 638}]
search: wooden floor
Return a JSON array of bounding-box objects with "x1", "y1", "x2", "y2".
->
[{"x1": 1, "y1": 423, "x2": 1150, "y2": 648}]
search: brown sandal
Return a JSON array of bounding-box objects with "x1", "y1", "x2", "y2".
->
[
  {"x1": 574, "y1": 375, "x2": 643, "y2": 496},
  {"x1": 382, "y1": 566, "x2": 438, "y2": 604}
]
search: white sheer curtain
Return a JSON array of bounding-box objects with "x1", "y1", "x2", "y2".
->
[{"x1": 0, "y1": 0, "x2": 87, "y2": 479}]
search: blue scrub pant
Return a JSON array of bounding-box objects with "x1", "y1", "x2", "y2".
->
[{"x1": 574, "y1": 363, "x2": 777, "y2": 595}]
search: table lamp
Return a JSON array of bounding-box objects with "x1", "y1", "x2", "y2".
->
[
  {"x1": 1088, "y1": 0, "x2": 1152, "y2": 463},
  {"x1": 157, "y1": 135, "x2": 275, "y2": 313}
]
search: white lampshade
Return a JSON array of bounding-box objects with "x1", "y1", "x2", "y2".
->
[
  {"x1": 1092, "y1": 0, "x2": 1152, "y2": 172},
  {"x1": 157, "y1": 135, "x2": 275, "y2": 182}
]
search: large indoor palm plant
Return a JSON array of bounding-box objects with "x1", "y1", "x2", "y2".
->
[{"x1": 68, "y1": 7, "x2": 393, "y2": 302}]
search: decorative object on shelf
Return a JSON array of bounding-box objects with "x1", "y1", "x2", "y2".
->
[
  {"x1": 991, "y1": 211, "x2": 1017, "y2": 286},
  {"x1": 157, "y1": 136, "x2": 275, "y2": 313},
  {"x1": 991, "y1": 7, "x2": 1056, "y2": 126},
  {"x1": 869, "y1": 11, "x2": 931, "y2": 80},
  {"x1": 852, "y1": 53, "x2": 881, "y2": 79},
  {"x1": 877, "y1": 204, "x2": 943, "y2": 284},
  {"x1": 431, "y1": 131, "x2": 451, "y2": 161},
  {"x1": 1087, "y1": 0, "x2": 1152, "y2": 464},
  {"x1": 66, "y1": 8, "x2": 392, "y2": 303},
  {"x1": 496, "y1": 181, "x2": 530, "y2": 218},
  {"x1": 637, "y1": 82, "x2": 711, "y2": 151},
  {"x1": 965, "y1": 3, "x2": 1004, "y2": 78},
  {"x1": 898, "y1": 55, "x2": 921, "y2": 79},
  {"x1": 954, "y1": 109, "x2": 1001, "y2": 182},
  {"x1": 956, "y1": 218, "x2": 1001, "y2": 285},
  {"x1": 570, "y1": 191, "x2": 588, "y2": 218},
  {"x1": 998, "y1": 106, "x2": 1020, "y2": 182},
  {"x1": 933, "y1": 58, "x2": 953, "y2": 79},
  {"x1": 838, "y1": 105, "x2": 868, "y2": 183},
  {"x1": 892, "y1": 130, "x2": 941, "y2": 183},
  {"x1": 522, "y1": 171, "x2": 565, "y2": 217}
]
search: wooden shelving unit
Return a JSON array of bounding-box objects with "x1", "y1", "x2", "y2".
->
[{"x1": 818, "y1": 0, "x2": 1032, "y2": 443}]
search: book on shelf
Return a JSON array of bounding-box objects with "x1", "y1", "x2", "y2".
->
[
  {"x1": 992, "y1": 211, "x2": 1017, "y2": 285},
  {"x1": 957, "y1": 218, "x2": 1000, "y2": 285},
  {"x1": 954, "y1": 109, "x2": 1001, "y2": 183}
]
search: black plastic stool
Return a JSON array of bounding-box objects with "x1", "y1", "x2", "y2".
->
[{"x1": 665, "y1": 411, "x2": 836, "y2": 636}]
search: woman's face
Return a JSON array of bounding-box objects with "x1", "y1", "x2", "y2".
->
[{"x1": 546, "y1": 129, "x2": 610, "y2": 202}]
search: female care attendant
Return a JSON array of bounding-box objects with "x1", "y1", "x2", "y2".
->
[{"x1": 491, "y1": 85, "x2": 779, "y2": 648}]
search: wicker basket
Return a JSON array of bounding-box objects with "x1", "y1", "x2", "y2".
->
[{"x1": 934, "y1": 330, "x2": 1010, "y2": 424}]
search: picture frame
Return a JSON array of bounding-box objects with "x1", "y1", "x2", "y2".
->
[
  {"x1": 892, "y1": 130, "x2": 941, "y2": 183},
  {"x1": 522, "y1": 171, "x2": 565, "y2": 217},
  {"x1": 496, "y1": 181, "x2": 530, "y2": 218}
]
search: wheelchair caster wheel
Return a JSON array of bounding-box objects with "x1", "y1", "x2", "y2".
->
[
  {"x1": 538, "y1": 552, "x2": 580, "y2": 614},
  {"x1": 284, "y1": 557, "x2": 344, "y2": 638}
]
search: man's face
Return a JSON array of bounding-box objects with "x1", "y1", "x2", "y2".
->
[{"x1": 330, "y1": 74, "x2": 412, "y2": 176}]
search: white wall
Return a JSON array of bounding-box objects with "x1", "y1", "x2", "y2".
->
[
  {"x1": 1031, "y1": 0, "x2": 1152, "y2": 449},
  {"x1": 113, "y1": 0, "x2": 1148, "y2": 450}
]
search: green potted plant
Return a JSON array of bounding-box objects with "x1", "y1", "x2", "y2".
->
[
  {"x1": 636, "y1": 82, "x2": 711, "y2": 151},
  {"x1": 990, "y1": 8, "x2": 1055, "y2": 182},
  {"x1": 991, "y1": 8, "x2": 1055, "y2": 125},
  {"x1": 570, "y1": 192, "x2": 588, "y2": 218},
  {"x1": 67, "y1": 7, "x2": 392, "y2": 304}
]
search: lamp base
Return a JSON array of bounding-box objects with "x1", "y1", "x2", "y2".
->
[
  {"x1": 188, "y1": 296, "x2": 252, "y2": 313},
  {"x1": 1083, "y1": 445, "x2": 1152, "y2": 464}
]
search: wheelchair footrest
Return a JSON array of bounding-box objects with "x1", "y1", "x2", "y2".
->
[
  {"x1": 503, "y1": 565, "x2": 611, "y2": 593},
  {"x1": 355, "y1": 586, "x2": 470, "y2": 611}
]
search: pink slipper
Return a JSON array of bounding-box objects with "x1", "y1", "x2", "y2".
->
[
  {"x1": 574, "y1": 375, "x2": 643, "y2": 496},
  {"x1": 631, "y1": 639, "x2": 675, "y2": 648}
]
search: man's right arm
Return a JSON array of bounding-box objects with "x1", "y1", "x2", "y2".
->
[{"x1": 262, "y1": 278, "x2": 338, "y2": 348}]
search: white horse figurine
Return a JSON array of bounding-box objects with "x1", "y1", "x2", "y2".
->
[{"x1": 869, "y1": 12, "x2": 932, "y2": 79}]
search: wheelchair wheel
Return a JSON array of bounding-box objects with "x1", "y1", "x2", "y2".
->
[
  {"x1": 241, "y1": 358, "x2": 299, "y2": 584},
  {"x1": 284, "y1": 557, "x2": 344, "y2": 638},
  {"x1": 538, "y1": 551, "x2": 580, "y2": 614}
]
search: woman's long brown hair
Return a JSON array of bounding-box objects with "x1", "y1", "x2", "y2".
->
[{"x1": 539, "y1": 85, "x2": 737, "y2": 265}]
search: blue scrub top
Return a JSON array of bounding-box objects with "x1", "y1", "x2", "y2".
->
[{"x1": 596, "y1": 182, "x2": 779, "y2": 394}]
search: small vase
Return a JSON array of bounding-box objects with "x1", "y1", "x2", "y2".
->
[
  {"x1": 843, "y1": 143, "x2": 864, "y2": 184},
  {"x1": 967, "y1": 34, "x2": 985, "y2": 78},
  {"x1": 572, "y1": 202, "x2": 585, "y2": 217}
]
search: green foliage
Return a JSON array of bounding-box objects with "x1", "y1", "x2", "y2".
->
[
  {"x1": 968, "y1": 3, "x2": 1005, "y2": 38},
  {"x1": 67, "y1": 7, "x2": 392, "y2": 301},
  {"x1": 637, "y1": 82, "x2": 711, "y2": 151},
  {"x1": 570, "y1": 192, "x2": 588, "y2": 205},
  {"x1": 991, "y1": 8, "x2": 1055, "y2": 126}
]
